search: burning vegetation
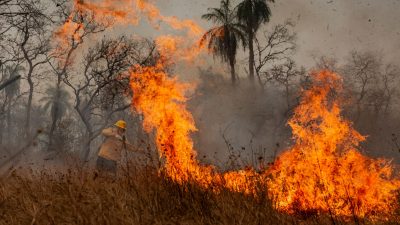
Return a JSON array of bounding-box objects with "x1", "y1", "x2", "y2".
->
[
  {"x1": 130, "y1": 55, "x2": 400, "y2": 220},
  {"x1": 267, "y1": 71, "x2": 400, "y2": 219},
  {"x1": 0, "y1": 0, "x2": 400, "y2": 224}
]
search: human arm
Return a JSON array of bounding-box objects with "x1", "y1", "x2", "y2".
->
[
  {"x1": 121, "y1": 139, "x2": 144, "y2": 153},
  {"x1": 102, "y1": 128, "x2": 122, "y2": 139}
]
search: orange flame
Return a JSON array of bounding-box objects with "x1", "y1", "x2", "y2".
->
[
  {"x1": 129, "y1": 62, "x2": 215, "y2": 185},
  {"x1": 54, "y1": 0, "x2": 203, "y2": 49},
  {"x1": 266, "y1": 70, "x2": 400, "y2": 218},
  {"x1": 130, "y1": 65, "x2": 400, "y2": 220},
  {"x1": 136, "y1": 0, "x2": 203, "y2": 37},
  {"x1": 54, "y1": 0, "x2": 133, "y2": 47},
  {"x1": 156, "y1": 35, "x2": 204, "y2": 62},
  {"x1": 53, "y1": 0, "x2": 205, "y2": 70}
]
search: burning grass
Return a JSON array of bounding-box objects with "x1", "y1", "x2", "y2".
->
[
  {"x1": 267, "y1": 71, "x2": 400, "y2": 219},
  {"x1": 0, "y1": 165, "x2": 398, "y2": 225}
]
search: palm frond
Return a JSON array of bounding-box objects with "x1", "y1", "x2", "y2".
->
[
  {"x1": 200, "y1": 0, "x2": 246, "y2": 65},
  {"x1": 237, "y1": 0, "x2": 272, "y2": 33},
  {"x1": 202, "y1": 8, "x2": 226, "y2": 24},
  {"x1": 39, "y1": 86, "x2": 71, "y2": 120}
]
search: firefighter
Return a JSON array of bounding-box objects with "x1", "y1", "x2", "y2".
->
[{"x1": 96, "y1": 120, "x2": 129, "y2": 174}]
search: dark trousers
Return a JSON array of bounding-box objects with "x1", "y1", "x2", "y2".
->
[{"x1": 96, "y1": 156, "x2": 117, "y2": 174}]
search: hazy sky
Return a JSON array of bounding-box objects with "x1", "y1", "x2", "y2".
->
[
  {"x1": 149, "y1": 0, "x2": 400, "y2": 67},
  {"x1": 142, "y1": 0, "x2": 400, "y2": 160}
]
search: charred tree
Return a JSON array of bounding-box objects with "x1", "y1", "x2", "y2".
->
[{"x1": 63, "y1": 36, "x2": 158, "y2": 160}]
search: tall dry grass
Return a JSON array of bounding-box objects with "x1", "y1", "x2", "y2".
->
[{"x1": 0, "y1": 162, "x2": 398, "y2": 225}]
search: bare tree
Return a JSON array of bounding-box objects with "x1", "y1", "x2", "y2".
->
[
  {"x1": 380, "y1": 64, "x2": 399, "y2": 114},
  {"x1": 0, "y1": 0, "x2": 35, "y2": 17},
  {"x1": 254, "y1": 20, "x2": 296, "y2": 87},
  {"x1": 313, "y1": 55, "x2": 339, "y2": 72},
  {"x1": 63, "y1": 36, "x2": 158, "y2": 160},
  {"x1": 269, "y1": 59, "x2": 305, "y2": 110},
  {"x1": 342, "y1": 51, "x2": 381, "y2": 118},
  {"x1": 46, "y1": 4, "x2": 110, "y2": 151},
  {"x1": 366, "y1": 63, "x2": 399, "y2": 116},
  {"x1": 4, "y1": 0, "x2": 53, "y2": 137}
]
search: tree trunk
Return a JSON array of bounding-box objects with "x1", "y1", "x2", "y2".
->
[
  {"x1": 47, "y1": 105, "x2": 59, "y2": 151},
  {"x1": 6, "y1": 99, "x2": 11, "y2": 145},
  {"x1": 47, "y1": 114, "x2": 57, "y2": 150},
  {"x1": 229, "y1": 58, "x2": 236, "y2": 85},
  {"x1": 47, "y1": 79, "x2": 61, "y2": 151},
  {"x1": 83, "y1": 132, "x2": 92, "y2": 161},
  {"x1": 248, "y1": 31, "x2": 255, "y2": 82},
  {"x1": 285, "y1": 84, "x2": 290, "y2": 111},
  {"x1": 78, "y1": 112, "x2": 94, "y2": 161},
  {"x1": 0, "y1": 116, "x2": 5, "y2": 146},
  {"x1": 26, "y1": 76, "x2": 33, "y2": 138}
]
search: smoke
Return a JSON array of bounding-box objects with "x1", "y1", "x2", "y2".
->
[
  {"x1": 178, "y1": 0, "x2": 400, "y2": 66},
  {"x1": 189, "y1": 68, "x2": 293, "y2": 167},
  {"x1": 270, "y1": 0, "x2": 400, "y2": 66},
  {"x1": 181, "y1": 0, "x2": 400, "y2": 166}
]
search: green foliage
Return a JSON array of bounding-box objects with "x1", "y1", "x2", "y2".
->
[
  {"x1": 200, "y1": 0, "x2": 246, "y2": 66},
  {"x1": 237, "y1": 0, "x2": 274, "y2": 33}
]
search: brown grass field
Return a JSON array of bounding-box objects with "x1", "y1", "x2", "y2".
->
[{"x1": 0, "y1": 160, "x2": 399, "y2": 225}]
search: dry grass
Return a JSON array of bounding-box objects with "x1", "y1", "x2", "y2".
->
[{"x1": 0, "y1": 163, "x2": 398, "y2": 225}]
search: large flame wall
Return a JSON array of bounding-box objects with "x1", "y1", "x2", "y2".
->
[{"x1": 130, "y1": 63, "x2": 400, "y2": 219}]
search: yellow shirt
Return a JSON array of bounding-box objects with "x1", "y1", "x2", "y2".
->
[{"x1": 98, "y1": 128, "x2": 125, "y2": 161}]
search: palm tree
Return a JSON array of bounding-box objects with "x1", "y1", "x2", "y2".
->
[
  {"x1": 39, "y1": 86, "x2": 71, "y2": 150},
  {"x1": 200, "y1": 0, "x2": 246, "y2": 85},
  {"x1": 237, "y1": 0, "x2": 274, "y2": 81}
]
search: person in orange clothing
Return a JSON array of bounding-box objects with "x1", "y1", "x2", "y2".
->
[{"x1": 97, "y1": 120, "x2": 131, "y2": 174}]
